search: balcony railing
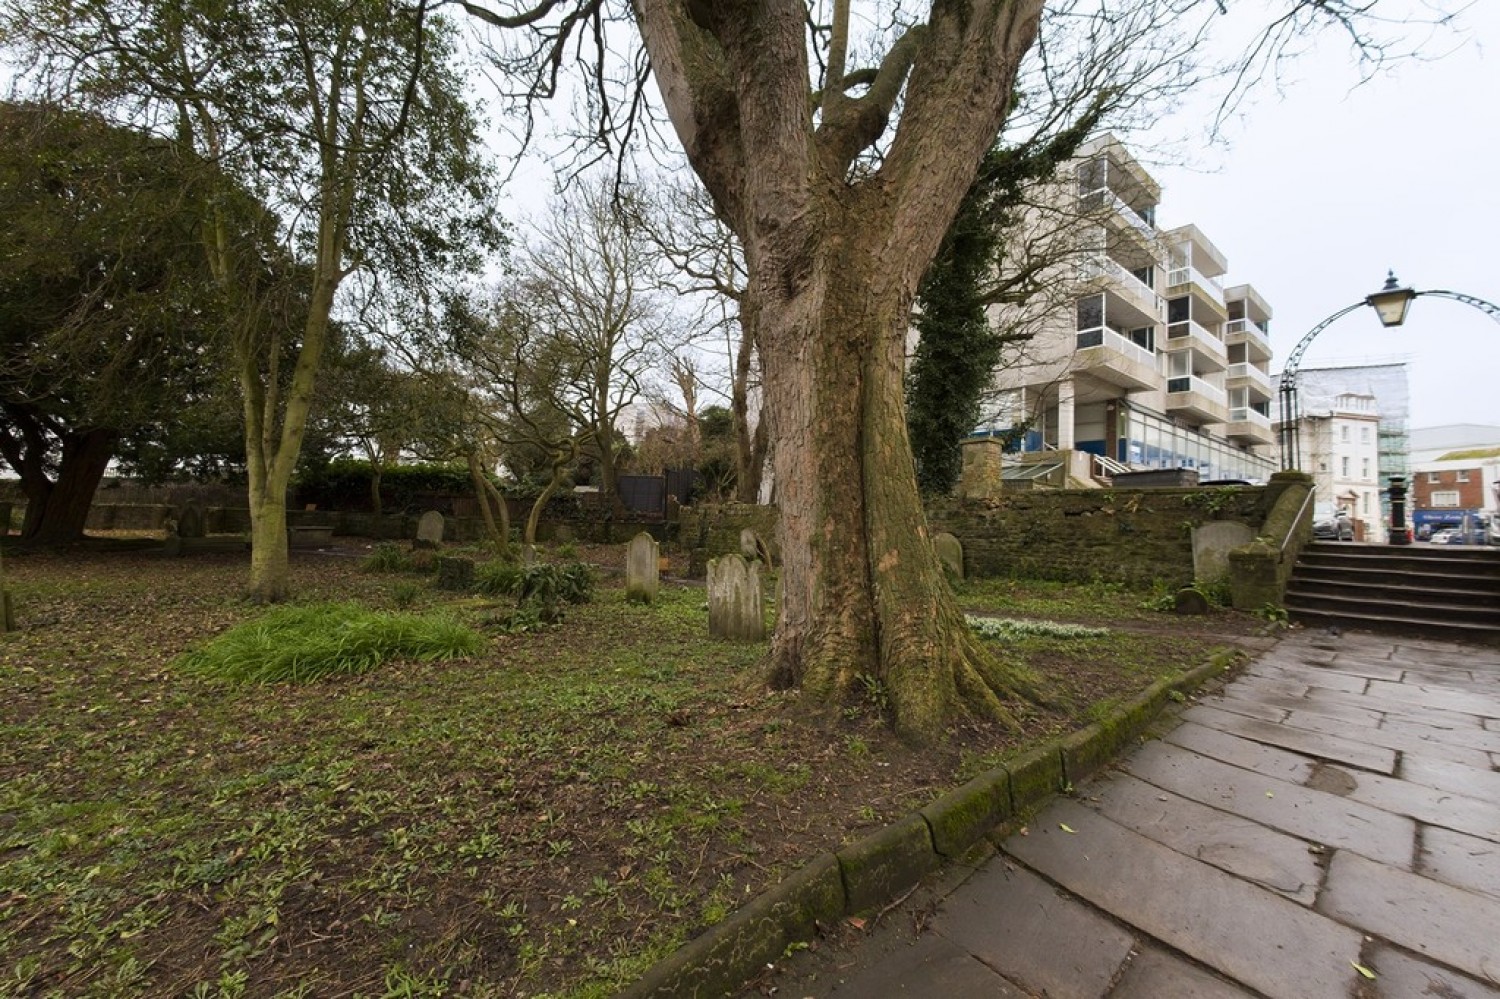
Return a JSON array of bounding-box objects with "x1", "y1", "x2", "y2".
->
[
  {"x1": 1167, "y1": 265, "x2": 1225, "y2": 299},
  {"x1": 1166, "y1": 375, "x2": 1228, "y2": 405},
  {"x1": 1075, "y1": 326, "x2": 1157, "y2": 370},
  {"x1": 1079, "y1": 187, "x2": 1157, "y2": 242},
  {"x1": 1075, "y1": 254, "x2": 1164, "y2": 315},
  {"x1": 1224, "y1": 317, "x2": 1273, "y2": 356},
  {"x1": 1165, "y1": 320, "x2": 1227, "y2": 366},
  {"x1": 1226, "y1": 362, "x2": 1273, "y2": 394},
  {"x1": 1228, "y1": 407, "x2": 1272, "y2": 430}
]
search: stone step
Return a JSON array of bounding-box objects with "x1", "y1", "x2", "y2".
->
[
  {"x1": 1297, "y1": 552, "x2": 1500, "y2": 579},
  {"x1": 1285, "y1": 602, "x2": 1500, "y2": 646},
  {"x1": 1286, "y1": 589, "x2": 1500, "y2": 627},
  {"x1": 1292, "y1": 564, "x2": 1500, "y2": 593},
  {"x1": 1289, "y1": 576, "x2": 1500, "y2": 608}
]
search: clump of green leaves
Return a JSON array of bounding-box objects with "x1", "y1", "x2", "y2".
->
[
  {"x1": 361, "y1": 543, "x2": 413, "y2": 573},
  {"x1": 1255, "y1": 603, "x2": 1290, "y2": 626},
  {"x1": 474, "y1": 560, "x2": 525, "y2": 596},
  {"x1": 176, "y1": 603, "x2": 483, "y2": 682},
  {"x1": 482, "y1": 561, "x2": 595, "y2": 632},
  {"x1": 966, "y1": 615, "x2": 1108, "y2": 640}
]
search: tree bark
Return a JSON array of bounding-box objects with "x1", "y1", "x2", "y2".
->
[
  {"x1": 14, "y1": 428, "x2": 118, "y2": 544},
  {"x1": 635, "y1": 0, "x2": 1046, "y2": 741}
]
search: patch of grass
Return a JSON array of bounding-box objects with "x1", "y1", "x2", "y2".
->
[
  {"x1": 176, "y1": 603, "x2": 484, "y2": 683},
  {"x1": 362, "y1": 544, "x2": 414, "y2": 573}
]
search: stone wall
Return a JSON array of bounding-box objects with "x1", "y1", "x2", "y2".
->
[
  {"x1": 927, "y1": 489, "x2": 1268, "y2": 588},
  {"x1": 677, "y1": 490, "x2": 1270, "y2": 588}
]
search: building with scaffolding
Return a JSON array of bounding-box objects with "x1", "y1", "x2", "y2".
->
[{"x1": 1282, "y1": 362, "x2": 1411, "y2": 535}]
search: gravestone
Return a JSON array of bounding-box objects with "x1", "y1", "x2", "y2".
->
[
  {"x1": 740, "y1": 527, "x2": 772, "y2": 566},
  {"x1": 1192, "y1": 521, "x2": 1255, "y2": 587},
  {"x1": 414, "y1": 510, "x2": 445, "y2": 550},
  {"x1": 176, "y1": 500, "x2": 205, "y2": 539},
  {"x1": 708, "y1": 554, "x2": 765, "y2": 642},
  {"x1": 933, "y1": 532, "x2": 964, "y2": 580},
  {"x1": 624, "y1": 532, "x2": 660, "y2": 604},
  {"x1": 1173, "y1": 587, "x2": 1210, "y2": 616},
  {"x1": 435, "y1": 556, "x2": 475, "y2": 591}
]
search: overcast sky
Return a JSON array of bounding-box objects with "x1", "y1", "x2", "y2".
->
[{"x1": 1145, "y1": 1, "x2": 1500, "y2": 433}]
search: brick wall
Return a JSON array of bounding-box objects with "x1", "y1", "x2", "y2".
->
[{"x1": 1412, "y1": 468, "x2": 1486, "y2": 512}]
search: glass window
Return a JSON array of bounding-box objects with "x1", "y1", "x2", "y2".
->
[
  {"x1": 1341, "y1": 426, "x2": 1349, "y2": 442},
  {"x1": 1427, "y1": 471, "x2": 1441, "y2": 483},
  {"x1": 1076, "y1": 158, "x2": 1105, "y2": 194},
  {"x1": 1341, "y1": 457, "x2": 1350, "y2": 476},
  {"x1": 1362, "y1": 458, "x2": 1370, "y2": 480},
  {"x1": 1432, "y1": 491, "x2": 1461, "y2": 507},
  {"x1": 1361, "y1": 426, "x2": 1371, "y2": 443},
  {"x1": 1457, "y1": 470, "x2": 1470, "y2": 482},
  {"x1": 1167, "y1": 297, "x2": 1189, "y2": 324},
  {"x1": 1076, "y1": 294, "x2": 1104, "y2": 331}
]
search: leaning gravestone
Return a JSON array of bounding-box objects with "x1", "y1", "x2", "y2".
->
[
  {"x1": 625, "y1": 532, "x2": 660, "y2": 604},
  {"x1": 1191, "y1": 521, "x2": 1255, "y2": 588},
  {"x1": 708, "y1": 554, "x2": 765, "y2": 642},
  {"x1": 740, "y1": 527, "x2": 772, "y2": 566},
  {"x1": 933, "y1": 532, "x2": 964, "y2": 580},
  {"x1": 435, "y1": 556, "x2": 475, "y2": 591},
  {"x1": 414, "y1": 510, "x2": 445, "y2": 550}
]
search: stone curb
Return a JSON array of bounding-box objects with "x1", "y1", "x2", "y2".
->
[{"x1": 615, "y1": 649, "x2": 1238, "y2": 998}]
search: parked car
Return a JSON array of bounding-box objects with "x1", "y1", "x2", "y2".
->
[
  {"x1": 1428, "y1": 529, "x2": 1459, "y2": 545},
  {"x1": 1312, "y1": 504, "x2": 1354, "y2": 541}
]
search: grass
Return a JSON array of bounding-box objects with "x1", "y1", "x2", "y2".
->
[
  {"x1": 0, "y1": 543, "x2": 1248, "y2": 998},
  {"x1": 176, "y1": 602, "x2": 484, "y2": 682}
]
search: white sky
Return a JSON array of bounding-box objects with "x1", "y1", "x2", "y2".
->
[{"x1": 1145, "y1": 1, "x2": 1500, "y2": 432}]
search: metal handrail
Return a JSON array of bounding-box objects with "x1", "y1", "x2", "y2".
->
[{"x1": 1280, "y1": 486, "x2": 1316, "y2": 561}]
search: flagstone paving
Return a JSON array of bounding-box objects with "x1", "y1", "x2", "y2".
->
[{"x1": 755, "y1": 631, "x2": 1500, "y2": 998}]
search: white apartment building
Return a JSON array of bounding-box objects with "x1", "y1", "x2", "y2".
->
[
  {"x1": 977, "y1": 135, "x2": 1277, "y2": 485},
  {"x1": 1296, "y1": 393, "x2": 1385, "y2": 541}
]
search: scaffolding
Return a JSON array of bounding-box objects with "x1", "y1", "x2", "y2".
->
[{"x1": 1294, "y1": 363, "x2": 1410, "y2": 525}]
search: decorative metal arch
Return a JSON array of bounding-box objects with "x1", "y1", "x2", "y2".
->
[{"x1": 1278, "y1": 282, "x2": 1500, "y2": 470}]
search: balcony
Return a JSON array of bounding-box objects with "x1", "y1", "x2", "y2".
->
[
  {"x1": 1164, "y1": 320, "x2": 1227, "y2": 372},
  {"x1": 1165, "y1": 375, "x2": 1229, "y2": 424},
  {"x1": 1224, "y1": 318, "x2": 1273, "y2": 363},
  {"x1": 1226, "y1": 361, "x2": 1273, "y2": 398},
  {"x1": 1079, "y1": 187, "x2": 1157, "y2": 246},
  {"x1": 1074, "y1": 326, "x2": 1159, "y2": 391},
  {"x1": 1225, "y1": 406, "x2": 1275, "y2": 445},
  {"x1": 1075, "y1": 254, "x2": 1163, "y2": 323},
  {"x1": 1167, "y1": 265, "x2": 1228, "y2": 318}
]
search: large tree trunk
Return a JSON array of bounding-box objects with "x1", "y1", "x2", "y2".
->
[
  {"x1": 758, "y1": 220, "x2": 1040, "y2": 741},
  {"x1": 635, "y1": 0, "x2": 1045, "y2": 742},
  {"x1": 247, "y1": 482, "x2": 290, "y2": 603},
  {"x1": 15, "y1": 428, "x2": 117, "y2": 544}
]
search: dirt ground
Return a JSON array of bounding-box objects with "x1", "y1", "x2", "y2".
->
[{"x1": 0, "y1": 536, "x2": 1273, "y2": 998}]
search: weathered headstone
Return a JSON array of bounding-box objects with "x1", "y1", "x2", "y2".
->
[
  {"x1": 1191, "y1": 521, "x2": 1255, "y2": 587},
  {"x1": 740, "y1": 527, "x2": 772, "y2": 566},
  {"x1": 414, "y1": 510, "x2": 445, "y2": 549},
  {"x1": 625, "y1": 532, "x2": 660, "y2": 604},
  {"x1": 552, "y1": 524, "x2": 576, "y2": 543},
  {"x1": 1173, "y1": 587, "x2": 1210, "y2": 616},
  {"x1": 708, "y1": 554, "x2": 765, "y2": 642},
  {"x1": 176, "y1": 500, "x2": 205, "y2": 539},
  {"x1": 933, "y1": 532, "x2": 964, "y2": 580},
  {"x1": 435, "y1": 556, "x2": 475, "y2": 591}
]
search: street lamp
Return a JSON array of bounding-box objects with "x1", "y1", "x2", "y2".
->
[{"x1": 1365, "y1": 271, "x2": 1417, "y2": 328}]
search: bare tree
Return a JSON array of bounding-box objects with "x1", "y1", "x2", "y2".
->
[{"x1": 461, "y1": 0, "x2": 1459, "y2": 741}]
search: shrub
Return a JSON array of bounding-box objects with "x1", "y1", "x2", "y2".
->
[
  {"x1": 361, "y1": 543, "x2": 413, "y2": 573},
  {"x1": 177, "y1": 603, "x2": 484, "y2": 683},
  {"x1": 390, "y1": 581, "x2": 423, "y2": 609},
  {"x1": 474, "y1": 560, "x2": 525, "y2": 597}
]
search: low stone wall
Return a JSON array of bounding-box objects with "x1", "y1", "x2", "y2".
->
[
  {"x1": 928, "y1": 488, "x2": 1268, "y2": 588},
  {"x1": 678, "y1": 489, "x2": 1270, "y2": 588}
]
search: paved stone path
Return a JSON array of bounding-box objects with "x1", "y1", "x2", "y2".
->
[{"x1": 761, "y1": 631, "x2": 1500, "y2": 998}]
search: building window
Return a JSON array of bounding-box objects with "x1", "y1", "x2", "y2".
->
[
  {"x1": 1457, "y1": 470, "x2": 1470, "y2": 482},
  {"x1": 1431, "y1": 491, "x2": 1461, "y2": 507},
  {"x1": 1427, "y1": 471, "x2": 1441, "y2": 483},
  {"x1": 1362, "y1": 493, "x2": 1371, "y2": 514},
  {"x1": 1341, "y1": 457, "x2": 1350, "y2": 477},
  {"x1": 1076, "y1": 294, "x2": 1104, "y2": 331},
  {"x1": 1362, "y1": 458, "x2": 1370, "y2": 480},
  {"x1": 1361, "y1": 426, "x2": 1371, "y2": 443},
  {"x1": 1341, "y1": 425, "x2": 1350, "y2": 442}
]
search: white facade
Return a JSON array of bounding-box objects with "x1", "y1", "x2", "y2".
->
[
  {"x1": 1298, "y1": 393, "x2": 1385, "y2": 541},
  {"x1": 979, "y1": 134, "x2": 1277, "y2": 485}
]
